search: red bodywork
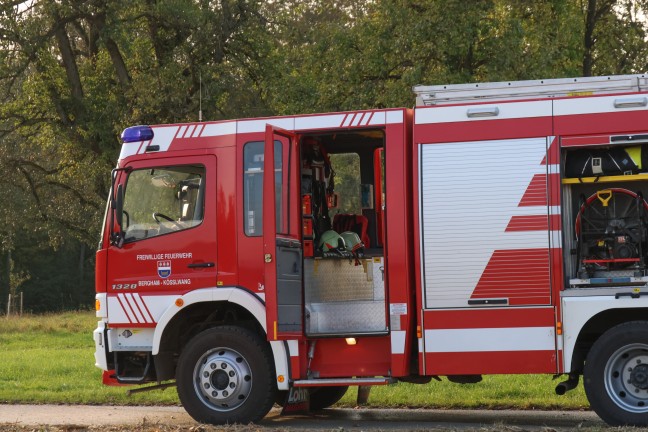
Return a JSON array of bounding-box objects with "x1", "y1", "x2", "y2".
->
[{"x1": 97, "y1": 85, "x2": 648, "y2": 384}]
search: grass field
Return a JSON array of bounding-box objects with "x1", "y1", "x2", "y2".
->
[{"x1": 0, "y1": 311, "x2": 589, "y2": 409}]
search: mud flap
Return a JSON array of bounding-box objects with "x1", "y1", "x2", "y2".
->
[{"x1": 280, "y1": 387, "x2": 310, "y2": 415}]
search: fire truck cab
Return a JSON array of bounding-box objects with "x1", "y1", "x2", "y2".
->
[{"x1": 94, "y1": 74, "x2": 648, "y2": 426}]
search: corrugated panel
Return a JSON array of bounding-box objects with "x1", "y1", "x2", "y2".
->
[
  {"x1": 420, "y1": 138, "x2": 551, "y2": 309},
  {"x1": 519, "y1": 174, "x2": 549, "y2": 206}
]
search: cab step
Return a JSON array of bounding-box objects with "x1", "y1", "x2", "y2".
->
[{"x1": 293, "y1": 377, "x2": 395, "y2": 387}]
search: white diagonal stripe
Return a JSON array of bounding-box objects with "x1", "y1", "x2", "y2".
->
[
  {"x1": 133, "y1": 294, "x2": 154, "y2": 323},
  {"x1": 125, "y1": 293, "x2": 145, "y2": 323},
  {"x1": 117, "y1": 294, "x2": 136, "y2": 323}
]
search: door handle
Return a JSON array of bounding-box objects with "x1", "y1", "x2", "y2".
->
[{"x1": 187, "y1": 262, "x2": 215, "y2": 269}]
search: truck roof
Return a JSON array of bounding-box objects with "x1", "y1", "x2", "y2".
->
[{"x1": 413, "y1": 74, "x2": 648, "y2": 106}]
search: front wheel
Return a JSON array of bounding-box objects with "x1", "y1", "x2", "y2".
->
[
  {"x1": 176, "y1": 326, "x2": 276, "y2": 425},
  {"x1": 584, "y1": 321, "x2": 648, "y2": 426}
]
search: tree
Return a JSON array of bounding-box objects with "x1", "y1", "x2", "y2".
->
[
  {"x1": 581, "y1": 0, "x2": 648, "y2": 75},
  {"x1": 258, "y1": 0, "x2": 614, "y2": 113},
  {"x1": 0, "y1": 0, "x2": 274, "y2": 311},
  {"x1": 1, "y1": 0, "x2": 648, "y2": 312}
]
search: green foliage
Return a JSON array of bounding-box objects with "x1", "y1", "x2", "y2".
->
[
  {"x1": 0, "y1": 0, "x2": 647, "y2": 312},
  {"x1": 330, "y1": 153, "x2": 361, "y2": 214},
  {"x1": 260, "y1": 0, "x2": 627, "y2": 113}
]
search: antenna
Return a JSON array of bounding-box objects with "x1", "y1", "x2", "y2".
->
[{"x1": 198, "y1": 72, "x2": 203, "y2": 122}]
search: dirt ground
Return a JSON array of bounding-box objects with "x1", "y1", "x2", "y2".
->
[{"x1": 0, "y1": 405, "x2": 608, "y2": 432}]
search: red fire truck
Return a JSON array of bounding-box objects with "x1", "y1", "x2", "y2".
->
[{"x1": 94, "y1": 74, "x2": 648, "y2": 426}]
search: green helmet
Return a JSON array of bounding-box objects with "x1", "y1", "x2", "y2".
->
[
  {"x1": 340, "y1": 231, "x2": 364, "y2": 253},
  {"x1": 318, "y1": 230, "x2": 345, "y2": 252}
]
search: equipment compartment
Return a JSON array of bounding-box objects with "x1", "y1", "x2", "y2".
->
[
  {"x1": 298, "y1": 130, "x2": 388, "y2": 336},
  {"x1": 562, "y1": 141, "x2": 648, "y2": 287}
]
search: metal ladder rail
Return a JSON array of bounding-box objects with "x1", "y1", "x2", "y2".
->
[{"x1": 413, "y1": 74, "x2": 648, "y2": 106}]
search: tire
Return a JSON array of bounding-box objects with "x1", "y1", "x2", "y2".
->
[
  {"x1": 176, "y1": 326, "x2": 276, "y2": 425},
  {"x1": 310, "y1": 386, "x2": 348, "y2": 410},
  {"x1": 584, "y1": 321, "x2": 648, "y2": 426}
]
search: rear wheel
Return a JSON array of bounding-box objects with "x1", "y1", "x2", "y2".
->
[
  {"x1": 310, "y1": 386, "x2": 348, "y2": 410},
  {"x1": 275, "y1": 385, "x2": 348, "y2": 410},
  {"x1": 584, "y1": 321, "x2": 648, "y2": 426},
  {"x1": 176, "y1": 326, "x2": 276, "y2": 425}
]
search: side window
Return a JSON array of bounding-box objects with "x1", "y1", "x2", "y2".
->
[
  {"x1": 243, "y1": 141, "x2": 282, "y2": 236},
  {"x1": 122, "y1": 165, "x2": 205, "y2": 242}
]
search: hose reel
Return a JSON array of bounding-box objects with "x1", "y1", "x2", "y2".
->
[{"x1": 575, "y1": 188, "x2": 648, "y2": 279}]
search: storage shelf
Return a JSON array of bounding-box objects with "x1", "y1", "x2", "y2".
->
[{"x1": 562, "y1": 173, "x2": 648, "y2": 184}]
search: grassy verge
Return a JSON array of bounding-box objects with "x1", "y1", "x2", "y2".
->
[
  {"x1": 0, "y1": 311, "x2": 177, "y2": 405},
  {"x1": 339, "y1": 376, "x2": 588, "y2": 410},
  {"x1": 0, "y1": 311, "x2": 588, "y2": 409}
]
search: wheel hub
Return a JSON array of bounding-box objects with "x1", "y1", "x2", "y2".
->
[
  {"x1": 630, "y1": 364, "x2": 648, "y2": 390},
  {"x1": 606, "y1": 344, "x2": 648, "y2": 413},
  {"x1": 194, "y1": 348, "x2": 253, "y2": 411},
  {"x1": 211, "y1": 369, "x2": 230, "y2": 390}
]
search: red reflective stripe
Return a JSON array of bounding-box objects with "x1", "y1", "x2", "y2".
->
[{"x1": 425, "y1": 351, "x2": 557, "y2": 374}]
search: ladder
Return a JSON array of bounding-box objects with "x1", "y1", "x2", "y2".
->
[{"x1": 413, "y1": 74, "x2": 648, "y2": 106}]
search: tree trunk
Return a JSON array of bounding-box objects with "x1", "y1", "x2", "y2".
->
[
  {"x1": 582, "y1": 0, "x2": 616, "y2": 77},
  {"x1": 582, "y1": 0, "x2": 597, "y2": 77},
  {"x1": 106, "y1": 38, "x2": 131, "y2": 87},
  {"x1": 78, "y1": 242, "x2": 86, "y2": 307},
  {"x1": 53, "y1": 17, "x2": 84, "y2": 104},
  {"x1": 0, "y1": 251, "x2": 7, "y2": 312}
]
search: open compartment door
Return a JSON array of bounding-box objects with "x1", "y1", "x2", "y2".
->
[{"x1": 263, "y1": 125, "x2": 303, "y2": 340}]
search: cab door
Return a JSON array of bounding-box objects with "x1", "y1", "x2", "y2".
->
[
  {"x1": 106, "y1": 156, "x2": 217, "y2": 326},
  {"x1": 263, "y1": 125, "x2": 303, "y2": 340}
]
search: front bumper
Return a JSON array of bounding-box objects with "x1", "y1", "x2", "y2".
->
[{"x1": 93, "y1": 321, "x2": 109, "y2": 371}]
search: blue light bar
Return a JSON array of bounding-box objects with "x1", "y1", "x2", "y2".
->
[{"x1": 121, "y1": 125, "x2": 154, "y2": 143}]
